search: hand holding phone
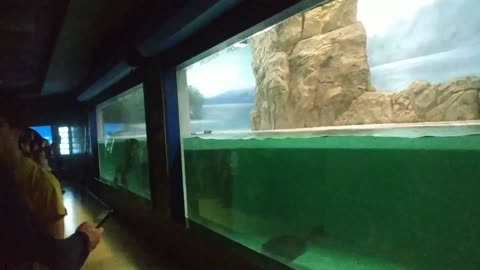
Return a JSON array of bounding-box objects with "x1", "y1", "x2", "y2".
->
[
  {"x1": 77, "y1": 222, "x2": 104, "y2": 252},
  {"x1": 96, "y1": 210, "x2": 114, "y2": 228}
]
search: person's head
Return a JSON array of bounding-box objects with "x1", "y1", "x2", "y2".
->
[
  {"x1": 0, "y1": 118, "x2": 19, "y2": 169},
  {"x1": 0, "y1": 93, "x2": 25, "y2": 168},
  {"x1": 27, "y1": 128, "x2": 43, "y2": 152},
  {"x1": 18, "y1": 128, "x2": 34, "y2": 156},
  {"x1": 41, "y1": 139, "x2": 49, "y2": 148},
  {"x1": 30, "y1": 133, "x2": 51, "y2": 165}
]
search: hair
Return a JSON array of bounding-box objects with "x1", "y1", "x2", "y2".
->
[
  {"x1": 0, "y1": 93, "x2": 27, "y2": 129},
  {"x1": 0, "y1": 93, "x2": 23, "y2": 168}
]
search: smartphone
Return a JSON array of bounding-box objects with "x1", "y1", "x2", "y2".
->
[{"x1": 96, "y1": 209, "x2": 114, "y2": 228}]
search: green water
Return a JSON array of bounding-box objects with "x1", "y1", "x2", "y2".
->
[
  {"x1": 183, "y1": 133, "x2": 480, "y2": 270},
  {"x1": 98, "y1": 138, "x2": 150, "y2": 199}
]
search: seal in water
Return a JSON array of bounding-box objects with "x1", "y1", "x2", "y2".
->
[{"x1": 261, "y1": 226, "x2": 326, "y2": 261}]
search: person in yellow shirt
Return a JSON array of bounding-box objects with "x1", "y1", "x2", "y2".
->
[
  {"x1": 1, "y1": 93, "x2": 104, "y2": 269},
  {"x1": 15, "y1": 150, "x2": 67, "y2": 239}
]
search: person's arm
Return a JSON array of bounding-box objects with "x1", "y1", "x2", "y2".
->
[
  {"x1": 46, "y1": 218, "x2": 65, "y2": 239},
  {"x1": 1, "y1": 168, "x2": 91, "y2": 270},
  {"x1": 54, "y1": 222, "x2": 103, "y2": 270},
  {"x1": 53, "y1": 229, "x2": 90, "y2": 270},
  {"x1": 35, "y1": 169, "x2": 67, "y2": 238}
]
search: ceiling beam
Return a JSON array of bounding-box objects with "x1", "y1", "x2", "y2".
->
[
  {"x1": 139, "y1": 0, "x2": 243, "y2": 57},
  {"x1": 35, "y1": 0, "x2": 72, "y2": 95}
]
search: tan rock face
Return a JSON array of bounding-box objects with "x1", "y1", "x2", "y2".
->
[
  {"x1": 302, "y1": 0, "x2": 358, "y2": 39},
  {"x1": 336, "y1": 92, "x2": 394, "y2": 125},
  {"x1": 251, "y1": 52, "x2": 290, "y2": 130},
  {"x1": 426, "y1": 89, "x2": 480, "y2": 122},
  {"x1": 289, "y1": 22, "x2": 370, "y2": 127},
  {"x1": 250, "y1": 0, "x2": 480, "y2": 130},
  {"x1": 251, "y1": 0, "x2": 359, "y2": 54},
  {"x1": 338, "y1": 77, "x2": 480, "y2": 125},
  {"x1": 250, "y1": 0, "x2": 364, "y2": 129}
]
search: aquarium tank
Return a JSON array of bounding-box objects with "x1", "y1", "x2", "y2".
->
[
  {"x1": 96, "y1": 84, "x2": 150, "y2": 199},
  {"x1": 176, "y1": 0, "x2": 480, "y2": 269}
]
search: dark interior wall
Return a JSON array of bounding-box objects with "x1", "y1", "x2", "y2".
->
[
  {"x1": 0, "y1": 0, "x2": 70, "y2": 95},
  {"x1": 156, "y1": 0, "x2": 303, "y2": 67},
  {"x1": 22, "y1": 94, "x2": 92, "y2": 185},
  {"x1": 23, "y1": 94, "x2": 87, "y2": 126}
]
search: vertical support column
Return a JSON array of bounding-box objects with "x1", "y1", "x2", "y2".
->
[
  {"x1": 68, "y1": 126, "x2": 73, "y2": 155},
  {"x1": 175, "y1": 68, "x2": 191, "y2": 137},
  {"x1": 164, "y1": 67, "x2": 187, "y2": 221},
  {"x1": 95, "y1": 107, "x2": 103, "y2": 143},
  {"x1": 88, "y1": 108, "x2": 100, "y2": 180},
  {"x1": 143, "y1": 62, "x2": 171, "y2": 219}
]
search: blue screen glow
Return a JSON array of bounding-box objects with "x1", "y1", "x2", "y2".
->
[{"x1": 30, "y1": 126, "x2": 53, "y2": 143}]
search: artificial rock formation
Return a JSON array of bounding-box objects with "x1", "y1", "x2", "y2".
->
[
  {"x1": 336, "y1": 77, "x2": 480, "y2": 125},
  {"x1": 250, "y1": 0, "x2": 480, "y2": 129},
  {"x1": 251, "y1": 0, "x2": 369, "y2": 129},
  {"x1": 288, "y1": 22, "x2": 370, "y2": 127}
]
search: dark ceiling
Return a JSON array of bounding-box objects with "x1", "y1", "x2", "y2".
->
[
  {"x1": 42, "y1": 0, "x2": 143, "y2": 96},
  {"x1": 0, "y1": 0, "x2": 68, "y2": 95},
  {"x1": 0, "y1": 0, "x2": 300, "y2": 100},
  {"x1": 0, "y1": 0, "x2": 189, "y2": 97}
]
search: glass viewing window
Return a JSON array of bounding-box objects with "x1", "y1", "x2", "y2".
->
[
  {"x1": 175, "y1": 0, "x2": 480, "y2": 269},
  {"x1": 96, "y1": 84, "x2": 151, "y2": 199}
]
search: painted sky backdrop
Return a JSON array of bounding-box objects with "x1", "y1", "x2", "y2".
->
[
  {"x1": 186, "y1": 46, "x2": 255, "y2": 97},
  {"x1": 185, "y1": 0, "x2": 480, "y2": 96}
]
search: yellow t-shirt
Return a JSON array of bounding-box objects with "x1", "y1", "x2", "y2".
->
[{"x1": 15, "y1": 156, "x2": 66, "y2": 226}]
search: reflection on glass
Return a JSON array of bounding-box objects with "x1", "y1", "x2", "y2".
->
[
  {"x1": 96, "y1": 85, "x2": 150, "y2": 199},
  {"x1": 70, "y1": 126, "x2": 86, "y2": 154},
  {"x1": 178, "y1": 44, "x2": 256, "y2": 134},
  {"x1": 177, "y1": 0, "x2": 480, "y2": 269}
]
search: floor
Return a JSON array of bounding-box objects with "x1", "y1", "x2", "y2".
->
[{"x1": 63, "y1": 188, "x2": 180, "y2": 270}]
